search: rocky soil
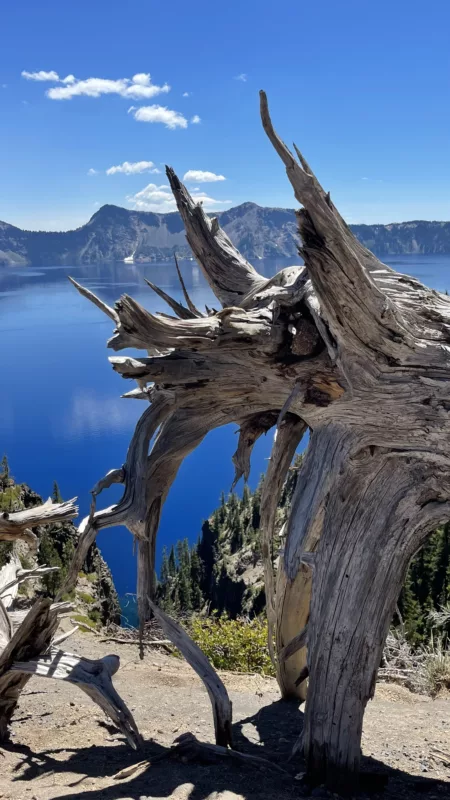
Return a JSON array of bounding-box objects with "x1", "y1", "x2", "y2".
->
[{"x1": 0, "y1": 632, "x2": 449, "y2": 800}]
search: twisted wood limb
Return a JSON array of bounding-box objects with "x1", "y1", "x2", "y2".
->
[
  {"x1": 259, "y1": 415, "x2": 306, "y2": 676},
  {"x1": 11, "y1": 648, "x2": 141, "y2": 749},
  {"x1": 149, "y1": 600, "x2": 233, "y2": 747},
  {"x1": 0, "y1": 497, "x2": 78, "y2": 544}
]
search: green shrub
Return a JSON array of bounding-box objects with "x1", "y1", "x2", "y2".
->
[
  {"x1": 189, "y1": 616, "x2": 274, "y2": 676},
  {"x1": 72, "y1": 614, "x2": 96, "y2": 629},
  {"x1": 60, "y1": 589, "x2": 76, "y2": 602},
  {"x1": 88, "y1": 608, "x2": 101, "y2": 624},
  {"x1": 19, "y1": 553, "x2": 34, "y2": 570},
  {"x1": 0, "y1": 485, "x2": 22, "y2": 512},
  {"x1": 77, "y1": 591, "x2": 95, "y2": 605}
]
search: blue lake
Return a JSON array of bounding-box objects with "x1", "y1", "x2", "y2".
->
[{"x1": 1, "y1": 254, "x2": 449, "y2": 613}]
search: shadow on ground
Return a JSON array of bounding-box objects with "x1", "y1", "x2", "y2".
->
[{"x1": 5, "y1": 699, "x2": 449, "y2": 800}]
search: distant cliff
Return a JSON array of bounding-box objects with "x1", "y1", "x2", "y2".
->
[{"x1": 1, "y1": 204, "x2": 450, "y2": 266}]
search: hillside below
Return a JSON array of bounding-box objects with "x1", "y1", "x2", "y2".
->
[
  {"x1": 1, "y1": 203, "x2": 450, "y2": 265},
  {"x1": 0, "y1": 465, "x2": 121, "y2": 628}
]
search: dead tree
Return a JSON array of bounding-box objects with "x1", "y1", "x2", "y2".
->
[
  {"x1": 0, "y1": 498, "x2": 140, "y2": 747},
  {"x1": 66, "y1": 92, "x2": 450, "y2": 793}
]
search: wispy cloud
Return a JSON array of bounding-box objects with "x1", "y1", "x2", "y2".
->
[
  {"x1": 21, "y1": 70, "x2": 171, "y2": 101},
  {"x1": 182, "y1": 91, "x2": 191, "y2": 97},
  {"x1": 87, "y1": 168, "x2": 98, "y2": 176},
  {"x1": 129, "y1": 104, "x2": 188, "y2": 129},
  {"x1": 106, "y1": 160, "x2": 160, "y2": 176},
  {"x1": 191, "y1": 114, "x2": 201, "y2": 124},
  {"x1": 22, "y1": 70, "x2": 60, "y2": 81},
  {"x1": 127, "y1": 183, "x2": 231, "y2": 212},
  {"x1": 234, "y1": 73, "x2": 248, "y2": 82},
  {"x1": 183, "y1": 170, "x2": 226, "y2": 183}
]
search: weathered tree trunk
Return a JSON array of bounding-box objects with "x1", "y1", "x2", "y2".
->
[
  {"x1": 300, "y1": 433, "x2": 450, "y2": 791},
  {"x1": 67, "y1": 90, "x2": 450, "y2": 792}
]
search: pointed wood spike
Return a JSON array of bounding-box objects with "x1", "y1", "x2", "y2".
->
[
  {"x1": 293, "y1": 142, "x2": 314, "y2": 175},
  {"x1": 144, "y1": 277, "x2": 196, "y2": 320},
  {"x1": 166, "y1": 165, "x2": 265, "y2": 307},
  {"x1": 68, "y1": 276, "x2": 119, "y2": 323},
  {"x1": 173, "y1": 253, "x2": 203, "y2": 317}
]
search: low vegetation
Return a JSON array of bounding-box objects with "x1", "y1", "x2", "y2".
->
[{"x1": 189, "y1": 615, "x2": 274, "y2": 676}]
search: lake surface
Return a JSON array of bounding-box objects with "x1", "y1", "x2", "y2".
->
[{"x1": 1, "y1": 254, "x2": 449, "y2": 613}]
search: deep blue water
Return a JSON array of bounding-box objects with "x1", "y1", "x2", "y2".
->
[{"x1": 1, "y1": 254, "x2": 449, "y2": 613}]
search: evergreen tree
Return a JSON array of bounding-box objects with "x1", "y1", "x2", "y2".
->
[
  {"x1": 52, "y1": 480, "x2": 62, "y2": 503},
  {"x1": 1, "y1": 455, "x2": 10, "y2": 483},
  {"x1": 161, "y1": 547, "x2": 170, "y2": 585},
  {"x1": 168, "y1": 545, "x2": 177, "y2": 577},
  {"x1": 190, "y1": 545, "x2": 204, "y2": 610}
]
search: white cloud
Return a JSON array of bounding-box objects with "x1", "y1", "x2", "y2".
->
[
  {"x1": 127, "y1": 183, "x2": 231, "y2": 213},
  {"x1": 22, "y1": 69, "x2": 60, "y2": 81},
  {"x1": 87, "y1": 168, "x2": 98, "y2": 176},
  {"x1": 129, "y1": 104, "x2": 188, "y2": 129},
  {"x1": 183, "y1": 170, "x2": 226, "y2": 183},
  {"x1": 21, "y1": 70, "x2": 170, "y2": 100},
  {"x1": 191, "y1": 114, "x2": 201, "y2": 124},
  {"x1": 182, "y1": 91, "x2": 190, "y2": 97},
  {"x1": 132, "y1": 73, "x2": 152, "y2": 85},
  {"x1": 190, "y1": 191, "x2": 231, "y2": 209},
  {"x1": 48, "y1": 73, "x2": 170, "y2": 101},
  {"x1": 234, "y1": 73, "x2": 247, "y2": 82},
  {"x1": 106, "y1": 160, "x2": 160, "y2": 176},
  {"x1": 127, "y1": 183, "x2": 176, "y2": 212}
]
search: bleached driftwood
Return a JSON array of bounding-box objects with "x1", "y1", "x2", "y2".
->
[
  {"x1": 66, "y1": 90, "x2": 450, "y2": 792},
  {"x1": 11, "y1": 648, "x2": 140, "y2": 748},
  {"x1": 0, "y1": 497, "x2": 78, "y2": 545},
  {"x1": 0, "y1": 556, "x2": 59, "y2": 609},
  {"x1": 0, "y1": 494, "x2": 140, "y2": 747}
]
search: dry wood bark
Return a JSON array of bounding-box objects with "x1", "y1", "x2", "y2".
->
[{"x1": 67, "y1": 91, "x2": 450, "y2": 793}]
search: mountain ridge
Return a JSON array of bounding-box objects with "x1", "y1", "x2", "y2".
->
[{"x1": 1, "y1": 202, "x2": 450, "y2": 266}]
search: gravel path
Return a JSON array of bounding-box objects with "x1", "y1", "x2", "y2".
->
[{"x1": 0, "y1": 633, "x2": 449, "y2": 800}]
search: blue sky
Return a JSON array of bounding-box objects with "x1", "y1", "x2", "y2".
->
[{"x1": 1, "y1": 0, "x2": 449, "y2": 230}]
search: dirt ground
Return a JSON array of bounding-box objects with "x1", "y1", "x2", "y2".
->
[{"x1": 0, "y1": 632, "x2": 449, "y2": 800}]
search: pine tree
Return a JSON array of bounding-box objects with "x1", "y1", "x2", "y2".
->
[
  {"x1": 52, "y1": 481, "x2": 62, "y2": 503},
  {"x1": 1, "y1": 455, "x2": 10, "y2": 483},
  {"x1": 38, "y1": 529, "x2": 63, "y2": 597},
  {"x1": 168, "y1": 545, "x2": 177, "y2": 577},
  {"x1": 190, "y1": 545, "x2": 204, "y2": 610},
  {"x1": 161, "y1": 547, "x2": 170, "y2": 585}
]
